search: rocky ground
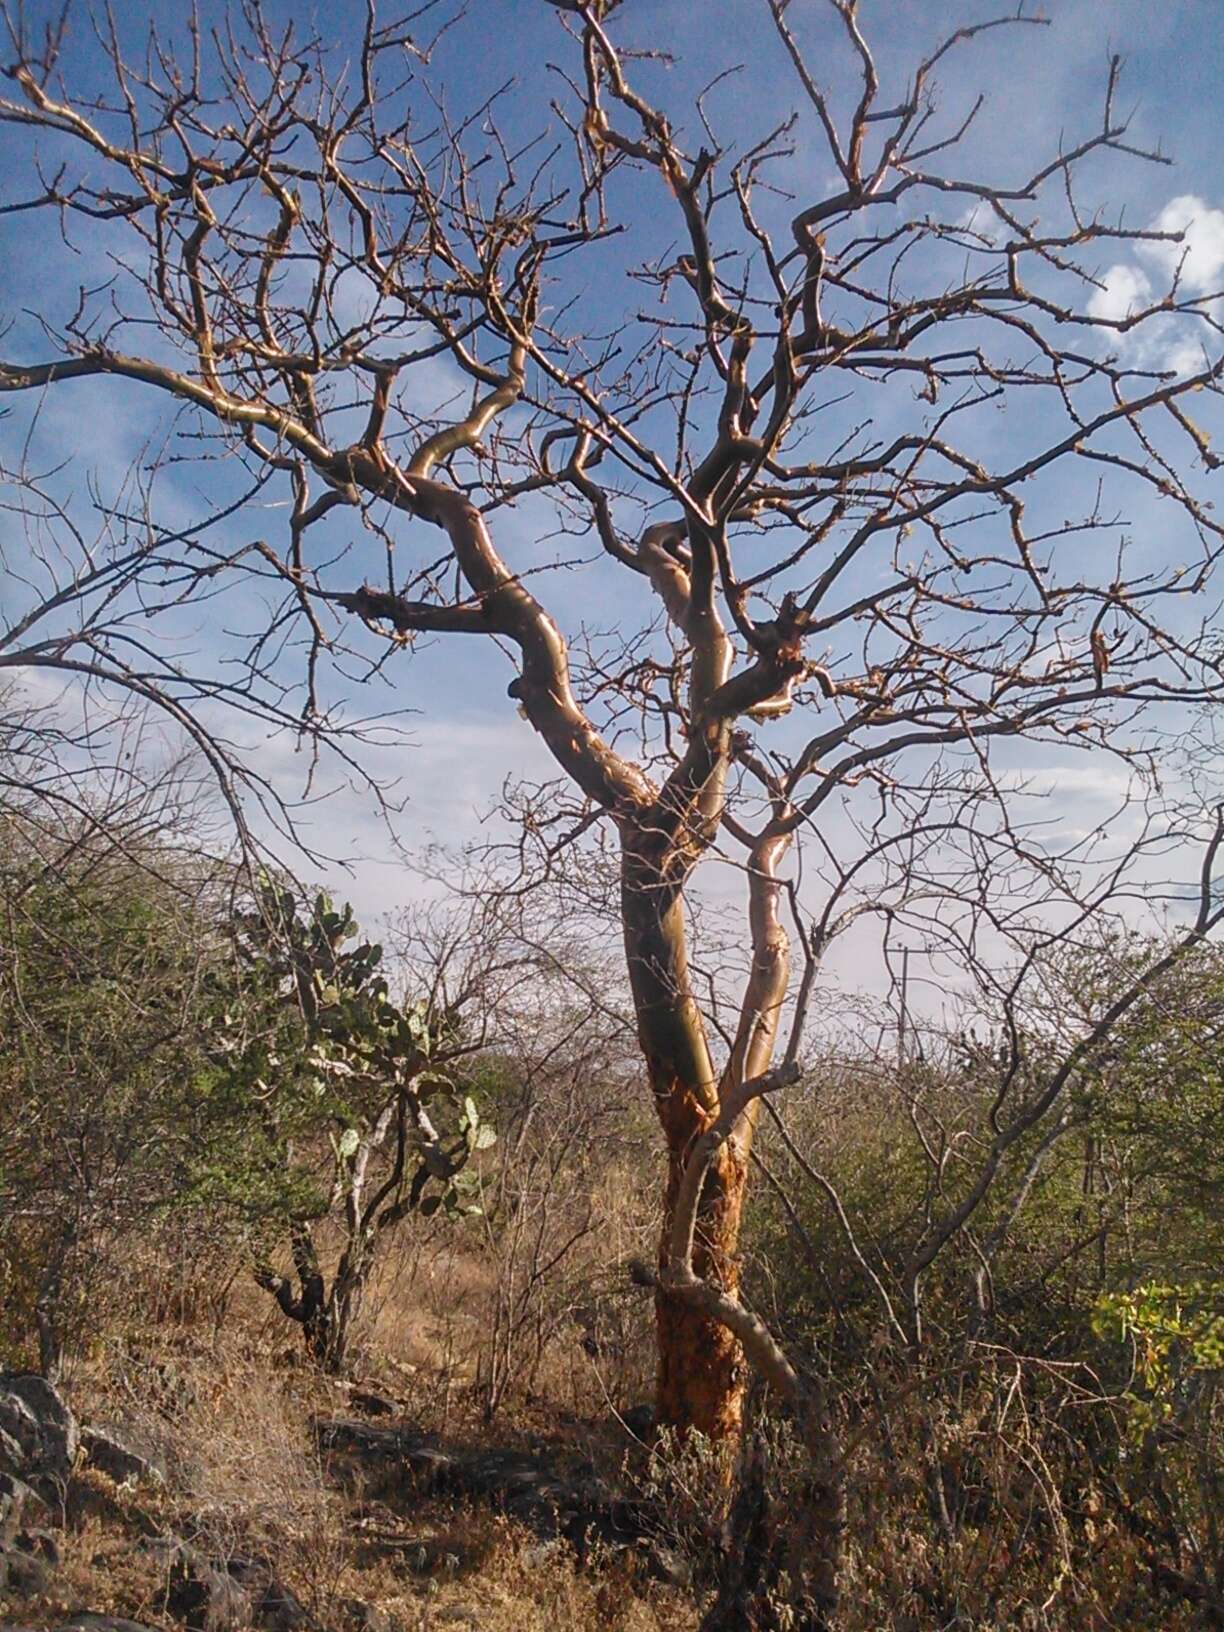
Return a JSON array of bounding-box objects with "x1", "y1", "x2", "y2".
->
[{"x1": 0, "y1": 1368, "x2": 700, "y2": 1632}]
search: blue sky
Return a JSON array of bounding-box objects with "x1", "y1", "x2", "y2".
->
[{"x1": 3, "y1": 0, "x2": 1223, "y2": 1021}]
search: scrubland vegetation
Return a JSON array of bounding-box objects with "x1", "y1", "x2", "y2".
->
[
  {"x1": 2, "y1": 0, "x2": 1223, "y2": 1625},
  {"x1": 2, "y1": 753, "x2": 1220, "y2": 1629}
]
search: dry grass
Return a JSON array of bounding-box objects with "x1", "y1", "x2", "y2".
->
[
  {"x1": 10, "y1": 1469, "x2": 697, "y2": 1632},
  {"x1": 22, "y1": 1294, "x2": 695, "y2": 1632},
  {"x1": 9, "y1": 1206, "x2": 1205, "y2": 1631},
  {"x1": 14, "y1": 1472, "x2": 177, "y2": 1629},
  {"x1": 365, "y1": 1237, "x2": 496, "y2": 1403},
  {"x1": 4, "y1": 1125, "x2": 692, "y2": 1632}
]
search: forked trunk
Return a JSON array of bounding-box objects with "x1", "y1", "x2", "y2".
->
[{"x1": 623, "y1": 823, "x2": 790, "y2": 1442}]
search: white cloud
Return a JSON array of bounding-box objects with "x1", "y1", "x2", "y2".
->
[
  {"x1": 1087, "y1": 262, "x2": 1151, "y2": 324},
  {"x1": 1086, "y1": 195, "x2": 1224, "y2": 373},
  {"x1": 1138, "y1": 194, "x2": 1224, "y2": 295}
]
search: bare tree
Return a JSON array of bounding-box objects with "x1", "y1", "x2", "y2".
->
[
  {"x1": 0, "y1": 443, "x2": 406, "y2": 865},
  {"x1": 2, "y1": 0, "x2": 1223, "y2": 1443}
]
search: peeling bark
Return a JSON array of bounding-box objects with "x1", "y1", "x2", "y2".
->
[
  {"x1": 656, "y1": 1136, "x2": 753, "y2": 1441},
  {"x1": 623, "y1": 818, "x2": 793, "y2": 1440}
]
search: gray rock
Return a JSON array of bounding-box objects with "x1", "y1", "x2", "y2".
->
[
  {"x1": 1, "y1": 1546, "x2": 53, "y2": 1597},
  {"x1": 372, "y1": 1534, "x2": 480, "y2": 1578},
  {"x1": 164, "y1": 1544, "x2": 314, "y2": 1632},
  {"x1": 14, "y1": 1526, "x2": 60, "y2": 1565},
  {"x1": 0, "y1": 1466, "x2": 58, "y2": 1599},
  {"x1": 80, "y1": 1426, "x2": 164, "y2": 1488},
  {"x1": 231, "y1": 1560, "x2": 312, "y2": 1631},
  {"x1": 336, "y1": 1597, "x2": 396, "y2": 1632},
  {"x1": 637, "y1": 1540, "x2": 692, "y2": 1588},
  {"x1": 317, "y1": 1415, "x2": 661, "y2": 1560},
  {"x1": 0, "y1": 1374, "x2": 79, "y2": 1499},
  {"x1": 0, "y1": 1473, "x2": 44, "y2": 1551},
  {"x1": 347, "y1": 1390, "x2": 398, "y2": 1418},
  {"x1": 0, "y1": 1397, "x2": 38, "y2": 1471},
  {"x1": 167, "y1": 1546, "x2": 254, "y2": 1632},
  {"x1": 586, "y1": 1538, "x2": 691, "y2": 1589},
  {"x1": 315, "y1": 1417, "x2": 395, "y2": 1454}
]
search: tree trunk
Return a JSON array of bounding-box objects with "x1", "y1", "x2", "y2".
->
[
  {"x1": 622, "y1": 823, "x2": 787, "y2": 1443},
  {"x1": 702, "y1": 1416, "x2": 844, "y2": 1632},
  {"x1": 657, "y1": 1131, "x2": 752, "y2": 1440},
  {"x1": 621, "y1": 808, "x2": 794, "y2": 1442},
  {"x1": 290, "y1": 1226, "x2": 332, "y2": 1367},
  {"x1": 321, "y1": 1248, "x2": 372, "y2": 1375}
]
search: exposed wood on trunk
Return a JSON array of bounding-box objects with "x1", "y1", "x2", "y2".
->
[{"x1": 654, "y1": 1058, "x2": 845, "y2": 1627}]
